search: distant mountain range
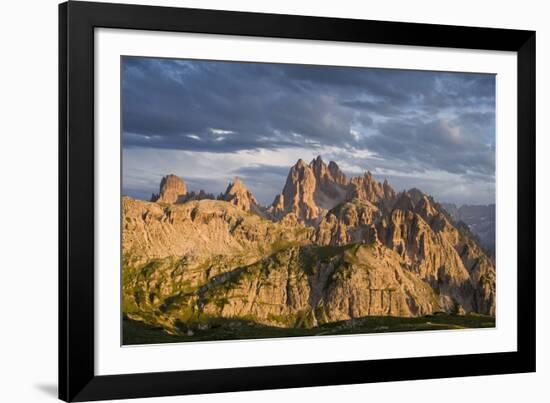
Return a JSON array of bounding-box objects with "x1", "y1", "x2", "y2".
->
[
  {"x1": 123, "y1": 156, "x2": 495, "y2": 341},
  {"x1": 441, "y1": 203, "x2": 495, "y2": 257}
]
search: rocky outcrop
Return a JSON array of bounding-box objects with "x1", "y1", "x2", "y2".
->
[
  {"x1": 219, "y1": 177, "x2": 263, "y2": 216},
  {"x1": 328, "y1": 161, "x2": 348, "y2": 185},
  {"x1": 179, "y1": 189, "x2": 215, "y2": 203},
  {"x1": 315, "y1": 198, "x2": 380, "y2": 246},
  {"x1": 267, "y1": 193, "x2": 286, "y2": 220},
  {"x1": 151, "y1": 174, "x2": 187, "y2": 204},
  {"x1": 310, "y1": 156, "x2": 348, "y2": 210},
  {"x1": 275, "y1": 159, "x2": 321, "y2": 221},
  {"x1": 268, "y1": 157, "x2": 394, "y2": 222},
  {"x1": 270, "y1": 156, "x2": 349, "y2": 221},
  {"x1": 392, "y1": 191, "x2": 415, "y2": 212},
  {"x1": 347, "y1": 172, "x2": 385, "y2": 203}
]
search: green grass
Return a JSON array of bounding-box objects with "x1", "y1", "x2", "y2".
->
[
  {"x1": 122, "y1": 313, "x2": 495, "y2": 345},
  {"x1": 298, "y1": 244, "x2": 354, "y2": 274},
  {"x1": 270, "y1": 239, "x2": 302, "y2": 253}
]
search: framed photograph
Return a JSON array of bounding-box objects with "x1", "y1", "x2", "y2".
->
[{"x1": 59, "y1": 1, "x2": 536, "y2": 401}]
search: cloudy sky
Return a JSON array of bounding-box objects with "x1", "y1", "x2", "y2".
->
[{"x1": 122, "y1": 56, "x2": 496, "y2": 206}]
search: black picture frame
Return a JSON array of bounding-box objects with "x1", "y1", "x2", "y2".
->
[{"x1": 59, "y1": 1, "x2": 536, "y2": 401}]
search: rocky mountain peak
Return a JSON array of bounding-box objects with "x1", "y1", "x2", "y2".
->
[
  {"x1": 151, "y1": 174, "x2": 187, "y2": 204},
  {"x1": 414, "y1": 194, "x2": 437, "y2": 219},
  {"x1": 273, "y1": 156, "x2": 352, "y2": 221},
  {"x1": 328, "y1": 161, "x2": 347, "y2": 185},
  {"x1": 392, "y1": 191, "x2": 415, "y2": 212},
  {"x1": 221, "y1": 177, "x2": 260, "y2": 212},
  {"x1": 278, "y1": 159, "x2": 320, "y2": 221},
  {"x1": 224, "y1": 177, "x2": 246, "y2": 193},
  {"x1": 309, "y1": 155, "x2": 327, "y2": 178},
  {"x1": 307, "y1": 156, "x2": 348, "y2": 210},
  {"x1": 310, "y1": 155, "x2": 325, "y2": 166},
  {"x1": 268, "y1": 193, "x2": 286, "y2": 219},
  {"x1": 346, "y1": 171, "x2": 385, "y2": 203},
  {"x1": 407, "y1": 188, "x2": 425, "y2": 205},
  {"x1": 382, "y1": 178, "x2": 397, "y2": 201}
]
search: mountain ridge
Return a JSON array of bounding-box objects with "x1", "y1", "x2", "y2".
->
[{"x1": 123, "y1": 156, "x2": 496, "y2": 336}]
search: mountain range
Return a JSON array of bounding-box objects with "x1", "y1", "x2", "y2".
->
[{"x1": 122, "y1": 156, "x2": 495, "y2": 339}]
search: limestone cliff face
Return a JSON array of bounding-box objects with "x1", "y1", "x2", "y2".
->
[
  {"x1": 320, "y1": 245, "x2": 440, "y2": 320},
  {"x1": 315, "y1": 199, "x2": 380, "y2": 246},
  {"x1": 197, "y1": 244, "x2": 441, "y2": 327},
  {"x1": 456, "y1": 237, "x2": 496, "y2": 315},
  {"x1": 375, "y1": 191, "x2": 495, "y2": 315},
  {"x1": 377, "y1": 207, "x2": 474, "y2": 313},
  {"x1": 151, "y1": 174, "x2": 187, "y2": 204},
  {"x1": 311, "y1": 190, "x2": 495, "y2": 315},
  {"x1": 125, "y1": 243, "x2": 441, "y2": 331},
  {"x1": 122, "y1": 197, "x2": 312, "y2": 265}
]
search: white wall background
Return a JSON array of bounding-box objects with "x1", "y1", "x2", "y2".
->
[{"x1": 0, "y1": 0, "x2": 547, "y2": 402}]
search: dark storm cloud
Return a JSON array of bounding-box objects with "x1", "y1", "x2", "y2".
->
[
  {"x1": 122, "y1": 57, "x2": 496, "y2": 205},
  {"x1": 123, "y1": 58, "x2": 362, "y2": 152},
  {"x1": 363, "y1": 112, "x2": 495, "y2": 176},
  {"x1": 123, "y1": 57, "x2": 493, "y2": 152}
]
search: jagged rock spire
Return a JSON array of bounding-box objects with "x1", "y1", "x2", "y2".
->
[
  {"x1": 151, "y1": 174, "x2": 187, "y2": 204},
  {"x1": 279, "y1": 159, "x2": 320, "y2": 221},
  {"x1": 221, "y1": 177, "x2": 260, "y2": 212}
]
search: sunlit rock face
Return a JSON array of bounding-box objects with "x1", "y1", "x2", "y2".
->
[
  {"x1": 150, "y1": 174, "x2": 187, "y2": 204},
  {"x1": 124, "y1": 157, "x2": 495, "y2": 334}
]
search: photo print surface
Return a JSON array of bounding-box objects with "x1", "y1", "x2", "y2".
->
[{"x1": 121, "y1": 56, "x2": 496, "y2": 345}]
